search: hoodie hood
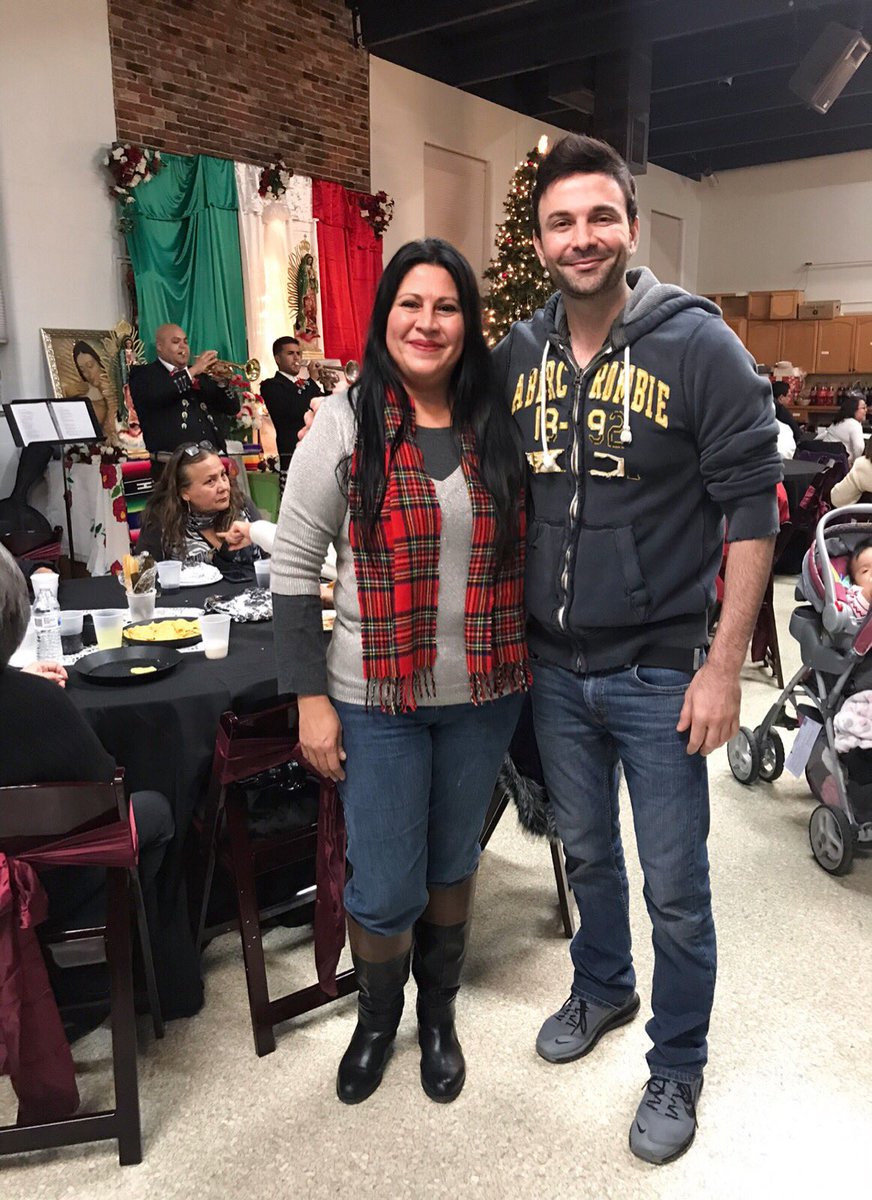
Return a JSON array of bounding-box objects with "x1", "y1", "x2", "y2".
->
[{"x1": 541, "y1": 268, "x2": 721, "y2": 350}]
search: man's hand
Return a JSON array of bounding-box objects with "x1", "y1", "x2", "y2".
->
[
  {"x1": 676, "y1": 661, "x2": 740, "y2": 755},
  {"x1": 298, "y1": 694, "x2": 346, "y2": 781},
  {"x1": 189, "y1": 349, "x2": 219, "y2": 377},
  {"x1": 307, "y1": 360, "x2": 321, "y2": 383},
  {"x1": 297, "y1": 395, "x2": 323, "y2": 441},
  {"x1": 216, "y1": 520, "x2": 252, "y2": 551},
  {"x1": 22, "y1": 661, "x2": 68, "y2": 688}
]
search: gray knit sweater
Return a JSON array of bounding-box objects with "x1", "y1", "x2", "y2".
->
[{"x1": 270, "y1": 391, "x2": 475, "y2": 707}]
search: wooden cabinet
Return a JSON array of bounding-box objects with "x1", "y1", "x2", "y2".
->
[
  {"x1": 854, "y1": 316, "x2": 872, "y2": 374},
  {"x1": 725, "y1": 317, "x2": 747, "y2": 344},
  {"x1": 769, "y1": 290, "x2": 804, "y2": 319},
  {"x1": 816, "y1": 317, "x2": 856, "y2": 374},
  {"x1": 748, "y1": 292, "x2": 771, "y2": 319},
  {"x1": 746, "y1": 321, "x2": 781, "y2": 367},
  {"x1": 779, "y1": 320, "x2": 818, "y2": 373}
]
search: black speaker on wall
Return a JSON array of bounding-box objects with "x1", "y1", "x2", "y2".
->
[{"x1": 789, "y1": 21, "x2": 870, "y2": 114}]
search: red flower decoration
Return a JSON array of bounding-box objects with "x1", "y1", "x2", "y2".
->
[
  {"x1": 112, "y1": 496, "x2": 128, "y2": 522},
  {"x1": 100, "y1": 463, "x2": 116, "y2": 489},
  {"x1": 109, "y1": 560, "x2": 123, "y2": 577}
]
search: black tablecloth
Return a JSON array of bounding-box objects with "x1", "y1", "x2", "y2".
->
[
  {"x1": 781, "y1": 459, "x2": 821, "y2": 519},
  {"x1": 59, "y1": 576, "x2": 282, "y2": 1017}
]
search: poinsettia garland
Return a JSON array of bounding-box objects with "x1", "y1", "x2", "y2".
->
[
  {"x1": 359, "y1": 190, "x2": 394, "y2": 238},
  {"x1": 223, "y1": 374, "x2": 267, "y2": 443},
  {"x1": 258, "y1": 158, "x2": 293, "y2": 201}
]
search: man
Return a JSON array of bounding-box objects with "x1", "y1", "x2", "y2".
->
[
  {"x1": 492, "y1": 134, "x2": 781, "y2": 1164},
  {"x1": 260, "y1": 336, "x2": 327, "y2": 485},
  {"x1": 773, "y1": 380, "x2": 803, "y2": 441},
  {"x1": 129, "y1": 324, "x2": 238, "y2": 456}
]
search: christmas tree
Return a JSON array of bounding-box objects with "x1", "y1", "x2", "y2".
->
[{"x1": 483, "y1": 140, "x2": 554, "y2": 346}]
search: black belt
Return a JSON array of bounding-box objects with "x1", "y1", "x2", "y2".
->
[{"x1": 634, "y1": 646, "x2": 705, "y2": 673}]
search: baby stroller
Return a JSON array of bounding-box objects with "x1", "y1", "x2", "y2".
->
[{"x1": 727, "y1": 506, "x2": 872, "y2": 875}]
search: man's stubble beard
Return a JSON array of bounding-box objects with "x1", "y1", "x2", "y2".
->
[{"x1": 546, "y1": 245, "x2": 630, "y2": 302}]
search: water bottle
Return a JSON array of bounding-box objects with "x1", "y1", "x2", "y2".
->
[{"x1": 33, "y1": 588, "x2": 63, "y2": 661}]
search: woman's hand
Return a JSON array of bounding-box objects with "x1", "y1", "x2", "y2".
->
[
  {"x1": 216, "y1": 520, "x2": 252, "y2": 550},
  {"x1": 298, "y1": 694, "x2": 346, "y2": 781},
  {"x1": 22, "y1": 661, "x2": 68, "y2": 688}
]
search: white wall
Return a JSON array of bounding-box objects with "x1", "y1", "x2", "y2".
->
[
  {"x1": 698, "y1": 151, "x2": 872, "y2": 311},
  {"x1": 370, "y1": 57, "x2": 702, "y2": 293},
  {"x1": 0, "y1": 0, "x2": 120, "y2": 493}
]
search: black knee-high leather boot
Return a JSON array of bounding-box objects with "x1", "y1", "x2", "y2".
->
[
  {"x1": 413, "y1": 875, "x2": 476, "y2": 1103},
  {"x1": 336, "y1": 920, "x2": 412, "y2": 1105}
]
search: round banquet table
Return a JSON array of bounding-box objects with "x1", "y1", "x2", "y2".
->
[{"x1": 58, "y1": 574, "x2": 283, "y2": 1017}]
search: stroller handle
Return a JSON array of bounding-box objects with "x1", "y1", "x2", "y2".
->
[{"x1": 815, "y1": 504, "x2": 872, "y2": 627}]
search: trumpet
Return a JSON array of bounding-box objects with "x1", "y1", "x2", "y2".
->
[{"x1": 206, "y1": 356, "x2": 261, "y2": 383}]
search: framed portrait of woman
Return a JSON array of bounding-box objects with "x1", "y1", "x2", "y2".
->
[{"x1": 41, "y1": 324, "x2": 145, "y2": 448}]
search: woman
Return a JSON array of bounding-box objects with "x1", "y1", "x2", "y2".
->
[
  {"x1": 138, "y1": 442, "x2": 263, "y2": 581},
  {"x1": 271, "y1": 239, "x2": 528, "y2": 1105},
  {"x1": 831, "y1": 435, "x2": 872, "y2": 507},
  {"x1": 71, "y1": 340, "x2": 116, "y2": 443},
  {"x1": 819, "y1": 390, "x2": 867, "y2": 465}
]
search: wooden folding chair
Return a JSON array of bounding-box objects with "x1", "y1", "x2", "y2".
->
[
  {"x1": 479, "y1": 775, "x2": 576, "y2": 939},
  {"x1": 0, "y1": 771, "x2": 161, "y2": 1166},
  {"x1": 193, "y1": 700, "x2": 357, "y2": 1058}
]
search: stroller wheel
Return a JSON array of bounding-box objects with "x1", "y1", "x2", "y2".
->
[
  {"x1": 756, "y1": 729, "x2": 785, "y2": 782},
  {"x1": 808, "y1": 804, "x2": 855, "y2": 876},
  {"x1": 728, "y1": 726, "x2": 760, "y2": 785}
]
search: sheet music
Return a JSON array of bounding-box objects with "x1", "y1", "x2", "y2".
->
[
  {"x1": 51, "y1": 399, "x2": 99, "y2": 441},
  {"x1": 11, "y1": 402, "x2": 57, "y2": 445}
]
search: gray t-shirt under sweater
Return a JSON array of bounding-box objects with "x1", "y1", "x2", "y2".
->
[{"x1": 271, "y1": 392, "x2": 474, "y2": 707}]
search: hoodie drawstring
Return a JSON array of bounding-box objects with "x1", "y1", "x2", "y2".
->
[
  {"x1": 537, "y1": 339, "x2": 556, "y2": 469},
  {"x1": 620, "y1": 344, "x2": 632, "y2": 445}
]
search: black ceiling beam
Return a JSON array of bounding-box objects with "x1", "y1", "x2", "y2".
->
[
  {"x1": 654, "y1": 123, "x2": 872, "y2": 176},
  {"x1": 649, "y1": 92, "x2": 872, "y2": 157},
  {"x1": 351, "y1": 0, "x2": 541, "y2": 48},
  {"x1": 418, "y1": 0, "x2": 821, "y2": 89},
  {"x1": 651, "y1": 66, "x2": 872, "y2": 130}
]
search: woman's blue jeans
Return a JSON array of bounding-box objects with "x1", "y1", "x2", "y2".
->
[
  {"x1": 531, "y1": 661, "x2": 716, "y2": 1082},
  {"x1": 333, "y1": 694, "x2": 523, "y2": 936}
]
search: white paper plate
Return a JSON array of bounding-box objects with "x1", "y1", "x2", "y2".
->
[{"x1": 179, "y1": 563, "x2": 223, "y2": 586}]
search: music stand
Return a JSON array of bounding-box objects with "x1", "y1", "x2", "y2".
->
[{"x1": 2, "y1": 398, "x2": 104, "y2": 568}]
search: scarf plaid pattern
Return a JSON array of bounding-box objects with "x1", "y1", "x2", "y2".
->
[{"x1": 348, "y1": 393, "x2": 530, "y2": 713}]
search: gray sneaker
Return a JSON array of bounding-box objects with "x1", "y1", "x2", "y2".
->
[
  {"x1": 535, "y1": 992, "x2": 641, "y2": 1063},
  {"x1": 629, "y1": 1075, "x2": 703, "y2": 1164}
]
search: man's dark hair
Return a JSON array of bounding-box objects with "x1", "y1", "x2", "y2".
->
[
  {"x1": 531, "y1": 134, "x2": 638, "y2": 236},
  {"x1": 272, "y1": 336, "x2": 300, "y2": 356},
  {"x1": 772, "y1": 381, "x2": 790, "y2": 401}
]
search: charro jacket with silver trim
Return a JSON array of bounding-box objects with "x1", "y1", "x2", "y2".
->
[{"x1": 492, "y1": 267, "x2": 783, "y2": 674}]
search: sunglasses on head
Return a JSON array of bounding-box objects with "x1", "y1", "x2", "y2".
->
[{"x1": 181, "y1": 441, "x2": 217, "y2": 457}]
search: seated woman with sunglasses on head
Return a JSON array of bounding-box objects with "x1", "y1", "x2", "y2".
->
[{"x1": 138, "y1": 441, "x2": 265, "y2": 581}]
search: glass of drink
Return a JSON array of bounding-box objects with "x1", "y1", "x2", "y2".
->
[
  {"x1": 254, "y1": 558, "x2": 271, "y2": 589},
  {"x1": 157, "y1": 560, "x2": 182, "y2": 591},
  {"x1": 59, "y1": 610, "x2": 84, "y2": 655},
  {"x1": 199, "y1": 613, "x2": 231, "y2": 660},
  {"x1": 92, "y1": 609, "x2": 125, "y2": 650},
  {"x1": 127, "y1": 590, "x2": 156, "y2": 623}
]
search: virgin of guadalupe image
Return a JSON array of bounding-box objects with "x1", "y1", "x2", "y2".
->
[{"x1": 287, "y1": 242, "x2": 320, "y2": 347}]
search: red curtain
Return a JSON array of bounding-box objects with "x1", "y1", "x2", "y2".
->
[{"x1": 313, "y1": 181, "x2": 383, "y2": 365}]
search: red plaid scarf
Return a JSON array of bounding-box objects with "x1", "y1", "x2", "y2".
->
[{"x1": 348, "y1": 392, "x2": 530, "y2": 713}]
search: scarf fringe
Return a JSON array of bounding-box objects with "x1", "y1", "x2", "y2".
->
[
  {"x1": 364, "y1": 659, "x2": 530, "y2": 715},
  {"x1": 469, "y1": 658, "x2": 531, "y2": 706}
]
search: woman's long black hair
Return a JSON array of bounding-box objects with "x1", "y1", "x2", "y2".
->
[{"x1": 348, "y1": 238, "x2": 524, "y2": 559}]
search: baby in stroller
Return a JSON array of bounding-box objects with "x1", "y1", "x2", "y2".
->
[{"x1": 727, "y1": 506, "x2": 872, "y2": 875}]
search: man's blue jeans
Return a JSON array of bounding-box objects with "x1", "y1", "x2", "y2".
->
[
  {"x1": 334, "y1": 695, "x2": 523, "y2": 937},
  {"x1": 531, "y1": 661, "x2": 716, "y2": 1082}
]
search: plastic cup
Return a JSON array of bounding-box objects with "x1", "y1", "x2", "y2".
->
[
  {"x1": 127, "y1": 590, "x2": 156, "y2": 623},
  {"x1": 199, "y1": 613, "x2": 231, "y2": 660},
  {"x1": 92, "y1": 609, "x2": 125, "y2": 650},
  {"x1": 31, "y1": 572, "x2": 59, "y2": 599},
  {"x1": 157, "y1": 560, "x2": 182, "y2": 591},
  {"x1": 254, "y1": 558, "x2": 271, "y2": 589},
  {"x1": 59, "y1": 610, "x2": 84, "y2": 655}
]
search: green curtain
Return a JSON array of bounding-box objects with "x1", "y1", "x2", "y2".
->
[{"x1": 126, "y1": 153, "x2": 247, "y2": 362}]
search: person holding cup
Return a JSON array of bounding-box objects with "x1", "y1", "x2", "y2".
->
[{"x1": 138, "y1": 443, "x2": 265, "y2": 582}]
